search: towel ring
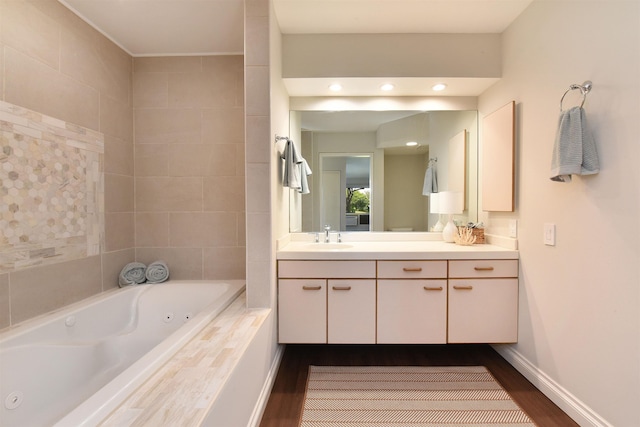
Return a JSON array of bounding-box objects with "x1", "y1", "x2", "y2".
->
[{"x1": 560, "y1": 81, "x2": 592, "y2": 111}]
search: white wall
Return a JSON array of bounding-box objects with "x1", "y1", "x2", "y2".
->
[{"x1": 479, "y1": 1, "x2": 639, "y2": 426}]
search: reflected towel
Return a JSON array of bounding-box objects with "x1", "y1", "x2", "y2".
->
[
  {"x1": 145, "y1": 260, "x2": 170, "y2": 284},
  {"x1": 281, "y1": 139, "x2": 303, "y2": 190},
  {"x1": 550, "y1": 106, "x2": 599, "y2": 182},
  {"x1": 118, "y1": 262, "x2": 147, "y2": 287},
  {"x1": 299, "y1": 158, "x2": 312, "y2": 194},
  {"x1": 422, "y1": 164, "x2": 438, "y2": 195}
]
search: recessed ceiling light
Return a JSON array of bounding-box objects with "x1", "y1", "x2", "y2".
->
[
  {"x1": 329, "y1": 83, "x2": 342, "y2": 92},
  {"x1": 432, "y1": 83, "x2": 447, "y2": 91},
  {"x1": 406, "y1": 141, "x2": 418, "y2": 146},
  {"x1": 380, "y1": 83, "x2": 395, "y2": 91}
]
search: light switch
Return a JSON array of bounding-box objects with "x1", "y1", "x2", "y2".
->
[
  {"x1": 509, "y1": 220, "x2": 518, "y2": 238},
  {"x1": 544, "y1": 223, "x2": 556, "y2": 246}
]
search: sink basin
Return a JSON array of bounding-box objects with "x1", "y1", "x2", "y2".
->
[{"x1": 302, "y1": 243, "x2": 354, "y2": 250}]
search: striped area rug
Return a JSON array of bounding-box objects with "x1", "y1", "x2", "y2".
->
[{"x1": 300, "y1": 366, "x2": 536, "y2": 426}]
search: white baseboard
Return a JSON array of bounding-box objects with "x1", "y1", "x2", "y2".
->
[
  {"x1": 247, "y1": 344, "x2": 286, "y2": 427},
  {"x1": 493, "y1": 345, "x2": 611, "y2": 427}
]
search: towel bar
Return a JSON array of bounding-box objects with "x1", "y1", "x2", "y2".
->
[{"x1": 560, "y1": 80, "x2": 592, "y2": 111}]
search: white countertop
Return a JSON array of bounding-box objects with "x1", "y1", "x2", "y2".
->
[{"x1": 277, "y1": 233, "x2": 518, "y2": 260}]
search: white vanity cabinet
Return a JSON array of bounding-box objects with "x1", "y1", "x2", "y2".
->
[
  {"x1": 448, "y1": 260, "x2": 519, "y2": 343},
  {"x1": 277, "y1": 260, "x2": 376, "y2": 344},
  {"x1": 276, "y1": 245, "x2": 519, "y2": 345},
  {"x1": 377, "y1": 261, "x2": 447, "y2": 344}
]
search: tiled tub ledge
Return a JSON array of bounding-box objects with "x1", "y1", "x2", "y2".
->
[{"x1": 100, "y1": 292, "x2": 270, "y2": 426}]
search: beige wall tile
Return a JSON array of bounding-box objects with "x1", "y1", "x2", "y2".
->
[
  {"x1": 246, "y1": 16, "x2": 269, "y2": 67},
  {"x1": 60, "y1": 27, "x2": 130, "y2": 105},
  {"x1": 0, "y1": 43, "x2": 4, "y2": 102},
  {"x1": 203, "y1": 176, "x2": 245, "y2": 212},
  {"x1": 203, "y1": 144, "x2": 238, "y2": 176},
  {"x1": 105, "y1": 212, "x2": 134, "y2": 252},
  {"x1": 135, "y1": 108, "x2": 201, "y2": 144},
  {"x1": 136, "y1": 248, "x2": 203, "y2": 280},
  {"x1": 10, "y1": 256, "x2": 102, "y2": 324},
  {"x1": 245, "y1": 66, "x2": 269, "y2": 116},
  {"x1": 246, "y1": 163, "x2": 270, "y2": 214},
  {"x1": 135, "y1": 143, "x2": 169, "y2": 176},
  {"x1": 167, "y1": 144, "x2": 207, "y2": 176},
  {"x1": 136, "y1": 177, "x2": 203, "y2": 211},
  {"x1": 203, "y1": 247, "x2": 246, "y2": 280},
  {"x1": 134, "y1": 72, "x2": 168, "y2": 108},
  {"x1": 136, "y1": 212, "x2": 169, "y2": 247},
  {"x1": 170, "y1": 212, "x2": 238, "y2": 247},
  {"x1": 102, "y1": 248, "x2": 135, "y2": 290},
  {"x1": 104, "y1": 135, "x2": 134, "y2": 176},
  {"x1": 5, "y1": 47, "x2": 100, "y2": 130},
  {"x1": 202, "y1": 107, "x2": 244, "y2": 144},
  {"x1": 134, "y1": 56, "x2": 202, "y2": 73},
  {"x1": 246, "y1": 212, "x2": 270, "y2": 262},
  {"x1": 101, "y1": 95, "x2": 133, "y2": 142},
  {"x1": 245, "y1": 115, "x2": 270, "y2": 163},
  {"x1": 2, "y1": 0, "x2": 60, "y2": 69},
  {"x1": 0, "y1": 273, "x2": 9, "y2": 329},
  {"x1": 245, "y1": 0, "x2": 269, "y2": 17},
  {"x1": 168, "y1": 71, "x2": 206, "y2": 108},
  {"x1": 201, "y1": 56, "x2": 244, "y2": 108},
  {"x1": 105, "y1": 173, "x2": 134, "y2": 212},
  {"x1": 236, "y1": 144, "x2": 246, "y2": 176}
]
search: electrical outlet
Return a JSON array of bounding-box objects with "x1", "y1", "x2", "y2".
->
[
  {"x1": 509, "y1": 220, "x2": 518, "y2": 238},
  {"x1": 544, "y1": 223, "x2": 556, "y2": 246}
]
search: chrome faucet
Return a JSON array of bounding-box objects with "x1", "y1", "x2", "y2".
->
[{"x1": 323, "y1": 225, "x2": 331, "y2": 243}]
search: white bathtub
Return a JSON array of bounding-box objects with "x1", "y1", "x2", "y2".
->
[{"x1": 0, "y1": 280, "x2": 245, "y2": 427}]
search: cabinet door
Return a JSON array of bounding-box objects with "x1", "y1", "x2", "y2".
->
[
  {"x1": 278, "y1": 279, "x2": 326, "y2": 343},
  {"x1": 448, "y1": 278, "x2": 518, "y2": 343},
  {"x1": 377, "y1": 280, "x2": 447, "y2": 344},
  {"x1": 328, "y1": 279, "x2": 376, "y2": 344}
]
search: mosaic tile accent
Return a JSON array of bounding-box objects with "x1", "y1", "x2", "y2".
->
[{"x1": 0, "y1": 101, "x2": 104, "y2": 272}]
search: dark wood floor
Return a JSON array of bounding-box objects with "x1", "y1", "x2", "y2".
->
[{"x1": 259, "y1": 344, "x2": 578, "y2": 427}]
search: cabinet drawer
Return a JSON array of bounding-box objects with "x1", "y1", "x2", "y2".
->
[
  {"x1": 377, "y1": 260, "x2": 447, "y2": 279},
  {"x1": 278, "y1": 279, "x2": 326, "y2": 343},
  {"x1": 449, "y1": 260, "x2": 518, "y2": 278},
  {"x1": 278, "y1": 260, "x2": 376, "y2": 278}
]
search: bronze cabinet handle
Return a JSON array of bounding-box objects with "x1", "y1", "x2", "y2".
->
[
  {"x1": 453, "y1": 285, "x2": 473, "y2": 290},
  {"x1": 403, "y1": 267, "x2": 423, "y2": 272},
  {"x1": 332, "y1": 286, "x2": 352, "y2": 291},
  {"x1": 423, "y1": 286, "x2": 443, "y2": 291},
  {"x1": 302, "y1": 285, "x2": 322, "y2": 291},
  {"x1": 474, "y1": 266, "x2": 494, "y2": 271}
]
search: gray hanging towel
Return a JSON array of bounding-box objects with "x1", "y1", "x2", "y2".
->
[
  {"x1": 281, "y1": 139, "x2": 303, "y2": 190},
  {"x1": 550, "y1": 106, "x2": 599, "y2": 182},
  {"x1": 422, "y1": 163, "x2": 438, "y2": 195}
]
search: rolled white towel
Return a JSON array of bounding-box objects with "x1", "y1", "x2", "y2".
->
[
  {"x1": 145, "y1": 260, "x2": 169, "y2": 284},
  {"x1": 119, "y1": 262, "x2": 147, "y2": 287}
]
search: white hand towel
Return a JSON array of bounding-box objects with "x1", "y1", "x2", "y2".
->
[{"x1": 550, "y1": 106, "x2": 599, "y2": 182}]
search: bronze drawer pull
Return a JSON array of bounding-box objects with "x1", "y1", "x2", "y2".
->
[
  {"x1": 423, "y1": 286, "x2": 443, "y2": 291},
  {"x1": 453, "y1": 285, "x2": 473, "y2": 290},
  {"x1": 403, "y1": 267, "x2": 423, "y2": 272},
  {"x1": 302, "y1": 285, "x2": 322, "y2": 291},
  {"x1": 474, "y1": 266, "x2": 494, "y2": 271},
  {"x1": 332, "y1": 286, "x2": 352, "y2": 291}
]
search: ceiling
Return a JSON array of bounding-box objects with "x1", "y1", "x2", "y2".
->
[{"x1": 59, "y1": 0, "x2": 534, "y2": 96}]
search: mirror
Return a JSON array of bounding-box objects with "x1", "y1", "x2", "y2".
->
[{"x1": 289, "y1": 110, "x2": 478, "y2": 233}]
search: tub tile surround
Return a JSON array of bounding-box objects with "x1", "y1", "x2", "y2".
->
[
  {"x1": 133, "y1": 56, "x2": 247, "y2": 282},
  {"x1": 100, "y1": 292, "x2": 270, "y2": 426}
]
